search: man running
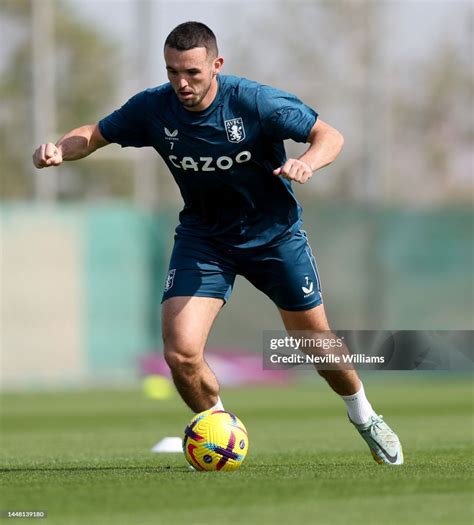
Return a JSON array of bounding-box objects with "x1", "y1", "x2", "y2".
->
[{"x1": 33, "y1": 21, "x2": 403, "y2": 465}]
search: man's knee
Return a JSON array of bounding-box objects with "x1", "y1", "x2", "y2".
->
[
  {"x1": 317, "y1": 368, "x2": 345, "y2": 380},
  {"x1": 163, "y1": 340, "x2": 203, "y2": 375},
  {"x1": 316, "y1": 368, "x2": 326, "y2": 379}
]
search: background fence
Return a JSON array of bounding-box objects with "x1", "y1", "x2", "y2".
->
[{"x1": 1, "y1": 202, "x2": 471, "y2": 387}]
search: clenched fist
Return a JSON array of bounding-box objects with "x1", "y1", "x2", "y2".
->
[
  {"x1": 273, "y1": 159, "x2": 313, "y2": 184},
  {"x1": 32, "y1": 143, "x2": 63, "y2": 169}
]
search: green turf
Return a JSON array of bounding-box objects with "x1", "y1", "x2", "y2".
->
[{"x1": 1, "y1": 374, "x2": 473, "y2": 525}]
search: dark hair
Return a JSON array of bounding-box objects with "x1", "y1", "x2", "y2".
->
[{"x1": 164, "y1": 21, "x2": 218, "y2": 57}]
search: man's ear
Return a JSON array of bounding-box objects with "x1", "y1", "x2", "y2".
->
[{"x1": 213, "y1": 57, "x2": 224, "y2": 76}]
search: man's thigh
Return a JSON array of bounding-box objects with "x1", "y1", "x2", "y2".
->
[
  {"x1": 278, "y1": 302, "x2": 330, "y2": 331},
  {"x1": 162, "y1": 296, "x2": 224, "y2": 355},
  {"x1": 242, "y1": 230, "x2": 323, "y2": 311}
]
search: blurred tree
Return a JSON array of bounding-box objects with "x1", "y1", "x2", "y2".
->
[
  {"x1": 390, "y1": 36, "x2": 473, "y2": 204},
  {"x1": 228, "y1": 0, "x2": 472, "y2": 205},
  {"x1": 0, "y1": 0, "x2": 132, "y2": 200},
  {"x1": 227, "y1": 0, "x2": 381, "y2": 202}
]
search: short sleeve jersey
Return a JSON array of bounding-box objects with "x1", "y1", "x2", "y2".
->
[{"x1": 99, "y1": 75, "x2": 318, "y2": 248}]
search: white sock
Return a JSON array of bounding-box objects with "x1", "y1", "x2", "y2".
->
[
  {"x1": 203, "y1": 396, "x2": 224, "y2": 412},
  {"x1": 341, "y1": 383, "x2": 376, "y2": 425},
  {"x1": 211, "y1": 396, "x2": 224, "y2": 411}
]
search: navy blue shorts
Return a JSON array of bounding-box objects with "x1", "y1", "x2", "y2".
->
[{"x1": 161, "y1": 230, "x2": 323, "y2": 311}]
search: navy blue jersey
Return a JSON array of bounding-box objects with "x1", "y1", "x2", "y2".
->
[{"x1": 99, "y1": 75, "x2": 318, "y2": 248}]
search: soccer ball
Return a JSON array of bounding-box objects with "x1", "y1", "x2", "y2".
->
[{"x1": 183, "y1": 409, "x2": 249, "y2": 471}]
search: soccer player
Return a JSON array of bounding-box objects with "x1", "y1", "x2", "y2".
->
[{"x1": 33, "y1": 22, "x2": 403, "y2": 465}]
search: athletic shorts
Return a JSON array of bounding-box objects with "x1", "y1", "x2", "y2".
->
[{"x1": 161, "y1": 230, "x2": 323, "y2": 311}]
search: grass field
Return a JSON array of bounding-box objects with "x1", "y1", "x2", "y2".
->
[{"x1": 1, "y1": 374, "x2": 472, "y2": 525}]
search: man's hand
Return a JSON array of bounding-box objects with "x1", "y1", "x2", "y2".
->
[
  {"x1": 273, "y1": 159, "x2": 313, "y2": 184},
  {"x1": 32, "y1": 125, "x2": 108, "y2": 168},
  {"x1": 32, "y1": 143, "x2": 63, "y2": 169}
]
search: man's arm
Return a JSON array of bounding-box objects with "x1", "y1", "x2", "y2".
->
[
  {"x1": 273, "y1": 119, "x2": 344, "y2": 184},
  {"x1": 32, "y1": 124, "x2": 109, "y2": 169}
]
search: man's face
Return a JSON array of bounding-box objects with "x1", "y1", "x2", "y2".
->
[{"x1": 164, "y1": 46, "x2": 223, "y2": 111}]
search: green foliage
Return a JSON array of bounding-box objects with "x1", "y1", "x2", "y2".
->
[
  {"x1": 0, "y1": 0, "x2": 129, "y2": 200},
  {"x1": 54, "y1": 3, "x2": 118, "y2": 130}
]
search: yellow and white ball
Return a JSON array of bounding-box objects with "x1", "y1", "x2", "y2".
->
[{"x1": 183, "y1": 410, "x2": 249, "y2": 471}]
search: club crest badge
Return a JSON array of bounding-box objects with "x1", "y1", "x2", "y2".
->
[
  {"x1": 224, "y1": 118, "x2": 246, "y2": 143},
  {"x1": 164, "y1": 269, "x2": 176, "y2": 292}
]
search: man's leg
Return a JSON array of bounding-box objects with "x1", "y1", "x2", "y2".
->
[
  {"x1": 279, "y1": 303, "x2": 403, "y2": 465},
  {"x1": 162, "y1": 296, "x2": 224, "y2": 413},
  {"x1": 278, "y1": 303, "x2": 361, "y2": 395}
]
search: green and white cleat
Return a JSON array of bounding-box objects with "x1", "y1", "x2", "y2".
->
[{"x1": 350, "y1": 414, "x2": 404, "y2": 466}]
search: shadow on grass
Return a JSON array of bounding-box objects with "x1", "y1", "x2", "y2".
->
[
  {"x1": 0, "y1": 464, "x2": 310, "y2": 475},
  {"x1": 0, "y1": 465, "x2": 192, "y2": 474},
  {"x1": 0, "y1": 462, "x2": 385, "y2": 476}
]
